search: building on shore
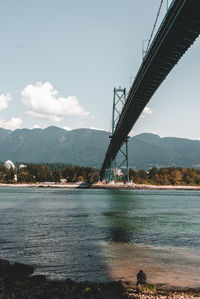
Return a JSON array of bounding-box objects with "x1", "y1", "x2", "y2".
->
[{"x1": 4, "y1": 160, "x2": 15, "y2": 170}]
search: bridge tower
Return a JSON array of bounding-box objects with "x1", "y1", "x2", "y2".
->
[{"x1": 105, "y1": 87, "x2": 129, "y2": 183}]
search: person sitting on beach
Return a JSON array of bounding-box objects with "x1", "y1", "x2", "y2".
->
[{"x1": 136, "y1": 269, "x2": 147, "y2": 285}]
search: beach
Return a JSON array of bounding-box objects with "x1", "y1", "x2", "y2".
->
[
  {"x1": 1, "y1": 181, "x2": 200, "y2": 190},
  {"x1": 0, "y1": 258, "x2": 200, "y2": 299}
]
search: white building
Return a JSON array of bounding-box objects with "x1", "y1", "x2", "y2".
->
[
  {"x1": 19, "y1": 164, "x2": 27, "y2": 169},
  {"x1": 4, "y1": 160, "x2": 15, "y2": 169}
]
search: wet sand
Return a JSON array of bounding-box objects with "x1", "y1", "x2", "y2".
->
[
  {"x1": 102, "y1": 242, "x2": 200, "y2": 289},
  {"x1": 1, "y1": 257, "x2": 200, "y2": 299}
]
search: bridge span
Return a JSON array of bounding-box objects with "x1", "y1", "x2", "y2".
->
[{"x1": 100, "y1": 0, "x2": 200, "y2": 180}]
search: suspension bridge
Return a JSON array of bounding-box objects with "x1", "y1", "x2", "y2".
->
[{"x1": 100, "y1": 0, "x2": 200, "y2": 181}]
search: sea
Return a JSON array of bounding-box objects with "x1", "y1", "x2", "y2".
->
[{"x1": 0, "y1": 187, "x2": 200, "y2": 288}]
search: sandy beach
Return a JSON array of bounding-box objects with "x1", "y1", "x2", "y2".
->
[
  {"x1": 0, "y1": 182, "x2": 90, "y2": 188},
  {"x1": 1, "y1": 181, "x2": 200, "y2": 190}
]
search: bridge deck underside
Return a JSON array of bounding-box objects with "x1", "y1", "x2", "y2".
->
[{"x1": 100, "y1": 0, "x2": 200, "y2": 178}]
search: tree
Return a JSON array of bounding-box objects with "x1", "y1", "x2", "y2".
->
[
  {"x1": 52, "y1": 169, "x2": 62, "y2": 182},
  {"x1": 4, "y1": 168, "x2": 15, "y2": 183}
]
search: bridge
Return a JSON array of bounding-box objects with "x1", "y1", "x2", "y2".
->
[{"x1": 100, "y1": 0, "x2": 200, "y2": 180}]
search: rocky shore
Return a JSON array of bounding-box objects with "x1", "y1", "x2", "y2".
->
[
  {"x1": 91, "y1": 181, "x2": 200, "y2": 190},
  {"x1": 0, "y1": 259, "x2": 200, "y2": 299}
]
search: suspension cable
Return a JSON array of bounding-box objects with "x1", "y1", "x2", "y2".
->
[{"x1": 146, "y1": 0, "x2": 164, "y2": 53}]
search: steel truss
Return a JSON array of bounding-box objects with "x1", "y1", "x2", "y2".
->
[{"x1": 104, "y1": 88, "x2": 129, "y2": 183}]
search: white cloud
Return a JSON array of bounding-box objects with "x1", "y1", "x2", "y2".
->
[
  {"x1": 198, "y1": 137, "x2": 200, "y2": 141},
  {"x1": 0, "y1": 118, "x2": 23, "y2": 130},
  {"x1": 21, "y1": 82, "x2": 90, "y2": 122},
  {"x1": 90, "y1": 127, "x2": 104, "y2": 131},
  {"x1": 31, "y1": 124, "x2": 41, "y2": 129},
  {"x1": 63, "y1": 126, "x2": 72, "y2": 131},
  {"x1": 0, "y1": 93, "x2": 12, "y2": 110},
  {"x1": 141, "y1": 106, "x2": 153, "y2": 118}
]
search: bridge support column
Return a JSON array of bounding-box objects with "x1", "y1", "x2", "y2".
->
[
  {"x1": 117, "y1": 137, "x2": 129, "y2": 183},
  {"x1": 126, "y1": 139, "x2": 129, "y2": 182},
  {"x1": 108, "y1": 87, "x2": 130, "y2": 183}
]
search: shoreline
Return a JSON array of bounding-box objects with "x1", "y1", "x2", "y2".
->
[
  {"x1": 92, "y1": 182, "x2": 200, "y2": 190},
  {"x1": 1, "y1": 182, "x2": 200, "y2": 190},
  {"x1": 2, "y1": 279, "x2": 200, "y2": 299},
  {"x1": 0, "y1": 259, "x2": 200, "y2": 299}
]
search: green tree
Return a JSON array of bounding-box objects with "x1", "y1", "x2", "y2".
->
[
  {"x1": 52, "y1": 169, "x2": 62, "y2": 182},
  {"x1": 4, "y1": 168, "x2": 15, "y2": 183}
]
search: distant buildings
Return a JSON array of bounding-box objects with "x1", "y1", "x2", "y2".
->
[
  {"x1": 4, "y1": 161, "x2": 27, "y2": 182},
  {"x1": 19, "y1": 164, "x2": 27, "y2": 169}
]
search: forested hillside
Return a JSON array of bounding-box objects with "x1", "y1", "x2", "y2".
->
[{"x1": 0, "y1": 127, "x2": 200, "y2": 169}]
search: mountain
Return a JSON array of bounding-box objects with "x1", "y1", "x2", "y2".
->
[
  {"x1": 0, "y1": 127, "x2": 109, "y2": 168},
  {"x1": 0, "y1": 127, "x2": 200, "y2": 169},
  {"x1": 128, "y1": 133, "x2": 200, "y2": 169}
]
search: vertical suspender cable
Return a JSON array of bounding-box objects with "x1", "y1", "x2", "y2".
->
[{"x1": 146, "y1": 0, "x2": 164, "y2": 53}]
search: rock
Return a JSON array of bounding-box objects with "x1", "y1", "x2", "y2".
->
[
  {"x1": 29, "y1": 275, "x2": 47, "y2": 282},
  {"x1": 0, "y1": 259, "x2": 10, "y2": 274},
  {"x1": 10, "y1": 262, "x2": 34, "y2": 279},
  {"x1": 65, "y1": 278, "x2": 74, "y2": 284}
]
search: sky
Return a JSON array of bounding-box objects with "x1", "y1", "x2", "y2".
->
[{"x1": 0, "y1": 0, "x2": 199, "y2": 139}]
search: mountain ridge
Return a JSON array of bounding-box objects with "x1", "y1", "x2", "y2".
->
[{"x1": 0, "y1": 127, "x2": 200, "y2": 169}]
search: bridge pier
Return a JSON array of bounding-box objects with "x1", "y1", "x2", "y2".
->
[{"x1": 106, "y1": 87, "x2": 130, "y2": 184}]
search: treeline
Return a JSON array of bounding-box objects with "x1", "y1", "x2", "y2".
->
[
  {"x1": 129, "y1": 167, "x2": 200, "y2": 185},
  {"x1": 0, "y1": 164, "x2": 99, "y2": 184},
  {"x1": 1, "y1": 163, "x2": 200, "y2": 186}
]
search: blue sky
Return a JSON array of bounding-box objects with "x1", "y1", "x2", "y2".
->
[{"x1": 0, "y1": 0, "x2": 199, "y2": 139}]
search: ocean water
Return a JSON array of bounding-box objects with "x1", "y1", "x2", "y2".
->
[{"x1": 0, "y1": 187, "x2": 200, "y2": 287}]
